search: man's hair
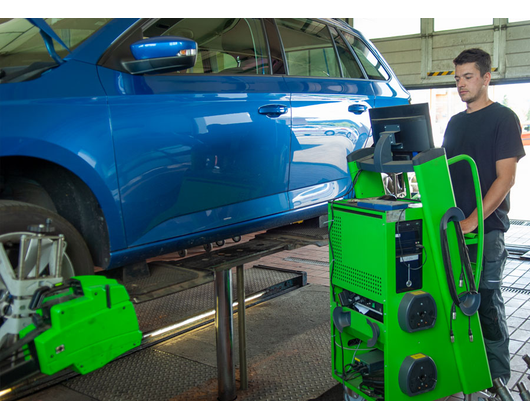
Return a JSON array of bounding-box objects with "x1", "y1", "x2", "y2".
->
[{"x1": 453, "y1": 48, "x2": 491, "y2": 76}]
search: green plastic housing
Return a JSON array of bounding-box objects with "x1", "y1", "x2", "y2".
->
[
  {"x1": 21, "y1": 275, "x2": 142, "y2": 376},
  {"x1": 330, "y1": 149, "x2": 491, "y2": 401}
]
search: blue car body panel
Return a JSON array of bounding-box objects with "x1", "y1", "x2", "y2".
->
[
  {"x1": 286, "y1": 77, "x2": 375, "y2": 195},
  {"x1": 0, "y1": 18, "x2": 410, "y2": 270},
  {"x1": 0, "y1": 60, "x2": 127, "y2": 251},
  {"x1": 97, "y1": 69, "x2": 292, "y2": 246}
]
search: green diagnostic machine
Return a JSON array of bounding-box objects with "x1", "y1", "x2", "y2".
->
[{"x1": 329, "y1": 103, "x2": 492, "y2": 401}]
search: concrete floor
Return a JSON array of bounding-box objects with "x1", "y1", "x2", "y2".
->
[{"x1": 12, "y1": 224, "x2": 530, "y2": 401}]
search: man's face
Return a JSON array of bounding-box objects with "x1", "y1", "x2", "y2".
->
[{"x1": 454, "y1": 62, "x2": 490, "y2": 104}]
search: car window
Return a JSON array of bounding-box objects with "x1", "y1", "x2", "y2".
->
[
  {"x1": 275, "y1": 18, "x2": 341, "y2": 78},
  {"x1": 143, "y1": 18, "x2": 270, "y2": 75},
  {"x1": 341, "y1": 31, "x2": 389, "y2": 81},
  {"x1": 328, "y1": 27, "x2": 364, "y2": 79}
]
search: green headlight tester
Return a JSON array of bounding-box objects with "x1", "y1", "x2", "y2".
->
[
  {"x1": 0, "y1": 225, "x2": 143, "y2": 390},
  {"x1": 18, "y1": 275, "x2": 142, "y2": 377},
  {"x1": 329, "y1": 130, "x2": 491, "y2": 400}
]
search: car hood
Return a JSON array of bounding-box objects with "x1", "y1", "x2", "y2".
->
[{"x1": 26, "y1": 18, "x2": 72, "y2": 64}]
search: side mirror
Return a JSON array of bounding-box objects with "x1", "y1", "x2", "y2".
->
[{"x1": 124, "y1": 36, "x2": 197, "y2": 75}]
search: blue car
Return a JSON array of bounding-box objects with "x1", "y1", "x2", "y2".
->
[{"x1": 0, "y1": 18, "x2": 409, "y2": 275}]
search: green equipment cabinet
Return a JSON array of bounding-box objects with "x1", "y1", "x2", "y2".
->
[{"x1": 329, "y1": 120, "x2": 492, "y2": 400}]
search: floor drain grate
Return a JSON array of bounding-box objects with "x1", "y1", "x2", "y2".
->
[
  {"x1": 501, "y1": 287, "x2": 530, "y2": 296},
  {"x1": 511, "y1": 220, "x2": 530, "y2": 227},
  {"x1": 284, "y1": 257, "x2": 329, "y2": 267}
]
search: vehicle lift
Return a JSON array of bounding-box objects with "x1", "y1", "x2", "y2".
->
[
  {"x1": 0, "y1": 218, "x2": 315, "y2": 401},
  {"x1": 329, "y1": 126, "x2": 498, "y2": 400}
]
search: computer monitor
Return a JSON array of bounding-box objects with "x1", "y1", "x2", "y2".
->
[{"x1": 369, "y1": 103, "x2": 434, "y2": 159}]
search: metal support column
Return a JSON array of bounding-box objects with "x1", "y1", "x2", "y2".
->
[
  {"x1": 214, "y1": 269, "x2": 236, "y2": 400},
  {"x1": 236, "y1": 265, "x2": 248, "y2": 390}
]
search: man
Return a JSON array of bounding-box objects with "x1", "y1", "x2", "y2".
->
[{"x1": 443, "y1": 48, "x2": 526, "y2": 386}]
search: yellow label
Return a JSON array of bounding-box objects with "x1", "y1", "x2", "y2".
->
[
  {"x1": 410, "y1": 291, "x2": 425, "y2": 296},
  {"x1": 410, "y1": 353, "x2": 426, "y2": 359}
]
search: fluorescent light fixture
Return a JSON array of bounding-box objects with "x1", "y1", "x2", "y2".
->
[
  {"x1": 0, "y1": 388, "x2": 12, "y2": 398},
  {"x1": 145, "y1": 291, "x2": 265, "y2": 339}
]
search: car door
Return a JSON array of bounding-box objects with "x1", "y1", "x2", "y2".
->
[
  {"x1": 275, "y1": 19, "x2": 376, "y2": 209},
  {"x1": 97, "y1": 18, "x2": 292, "y2": 247}
]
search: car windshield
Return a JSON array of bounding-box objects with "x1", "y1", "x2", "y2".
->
[{"x1": 0, "y1": 18, "x2": 111, "y2": 82}]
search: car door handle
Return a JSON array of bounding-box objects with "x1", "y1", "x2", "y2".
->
[
  {"x1": 348, "y1": 104, "x2": 368, "y2": 115},
  {"x1": 258, "y1": 104, "x2": 288, "y2": 117}
]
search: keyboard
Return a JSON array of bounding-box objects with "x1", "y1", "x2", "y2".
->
[{"x1": 356, "y1": 199, "x2": 409, "y2": 211}]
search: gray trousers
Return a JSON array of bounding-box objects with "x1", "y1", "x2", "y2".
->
[{"x1": 471, "y1": 230, "x2": 511, "y2": 384}]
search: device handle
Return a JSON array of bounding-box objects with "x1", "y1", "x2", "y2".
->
[
  {"x1": 447, "y1": 155, "x2": 483, "y2": 284},
  {"x1": 440, "y1": 207, "x2": 480, "y2": 316}
]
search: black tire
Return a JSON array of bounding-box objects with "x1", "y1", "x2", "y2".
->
[
  {"x1": 0, "y1": 200, "x2": 93, "y2": 275},
  {"x1": 3, "y1": 176, "x2": 57, "y2": 212}
]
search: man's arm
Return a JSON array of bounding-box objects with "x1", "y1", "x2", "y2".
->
[{"x1": 460, "y1": 157, "x2": 518, "y2": 234}]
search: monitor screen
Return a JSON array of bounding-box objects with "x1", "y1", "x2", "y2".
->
[{"x1": 369, "y1": 103, "x2": 434, "y2": 157}]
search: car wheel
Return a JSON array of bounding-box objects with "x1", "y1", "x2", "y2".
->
[
  {"x1": 0, "y1": 200, "x2": 94, "y2": 277},
  {"x1": 0, "y1": 200, "x2": 94, "y2": 352}
]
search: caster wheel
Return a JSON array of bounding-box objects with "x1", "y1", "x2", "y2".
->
[
  {"x1": 216, "y1": 240, "x2": 225, "y2": 247},
  {"x1": 232, "y1": 236, "x2": 241, "y2": 243},
  {"x1": 204, "y1": 243, "x2": 213, "y2": 252}
]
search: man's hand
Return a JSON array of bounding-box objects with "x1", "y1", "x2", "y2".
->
[
  {"x1": 459, "y1": 157, "x2": 518, "y2": 234},
  {"x1": 460, "y1": 214, "x2": 478, "y2": 234}
]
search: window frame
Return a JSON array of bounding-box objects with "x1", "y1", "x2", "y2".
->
[
  {"x1": 339, "y1": 27, "x2": 392, "y2": 82},
  {"x1": 273, "y1": 18, "x2": 344, "y2": 79},
  {"x1": 98, "y1": 18, "x2": 276, "y2": 77},
  {"x1": 328, "y1": 25, "x2": 366, "y2": 80},
  {"x1": 97, "y1": 17, "x2": 394, "y2": 82},
  {"x1": 274, "y1": 18, "x2": 372, "y2": 81}
]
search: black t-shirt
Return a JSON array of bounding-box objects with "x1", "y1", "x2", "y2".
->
[{"x1": 443, "y1": 102, "x2": 525, "y2": 233}]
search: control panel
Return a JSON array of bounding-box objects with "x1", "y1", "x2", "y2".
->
[{"x1": 395, "y1": 220, "x2": 423, "y2": 293}]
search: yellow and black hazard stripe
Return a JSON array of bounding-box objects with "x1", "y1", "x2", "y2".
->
[
  {"x1": 428, "y1": 70, "x2": 454, "y2": 77},
  {"x1": 428, "y1": 68, "x2": 498, "y2": 77}
]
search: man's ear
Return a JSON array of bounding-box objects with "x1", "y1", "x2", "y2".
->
[{"x1": 483, "y1": 71, "x2": 492, "y2": 86}]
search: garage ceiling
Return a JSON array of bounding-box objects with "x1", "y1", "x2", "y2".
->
[{"x1": 344, "y1": 18, "x2": 530, "y2": 89}]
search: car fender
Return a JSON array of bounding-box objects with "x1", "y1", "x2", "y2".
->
[
  {"x1": 0, "y1": 59, "x2": 127, "y2": 251},
  {"x1": 0, "y1": 139, "x2": 126, "y2": 252}
]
